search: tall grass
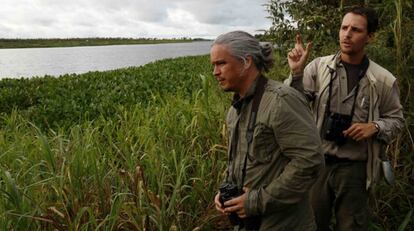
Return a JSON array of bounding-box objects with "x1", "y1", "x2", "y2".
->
[
  {"x1": 0, "y1": 55, "x2": 232, "y2": 230},
  {"x1": 0, "y1": 75, "x2": 229, "y2": 230},
  {"x1": 367, "y1": 1, "x2": 414, "y2": 230}
]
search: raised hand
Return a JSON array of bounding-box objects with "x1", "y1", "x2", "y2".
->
[{"x1": 287, "y1": 34, "x2": 312, "y2": 75}]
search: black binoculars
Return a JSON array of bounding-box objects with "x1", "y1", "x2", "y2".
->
[
  {"x1": 219, "y1": 183, "x2": 261, "y2": 230},
  {"x1": 321, "y1": 112, "x2": 352, "y2": 146}
]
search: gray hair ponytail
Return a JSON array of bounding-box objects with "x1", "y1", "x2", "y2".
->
[{"x1": 213, "y1": 31, "x2": 274, "y2": 72}]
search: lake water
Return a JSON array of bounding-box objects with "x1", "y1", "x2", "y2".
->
[{"x1": 0, "y1": 41, "x2": 212, "y2": 79}]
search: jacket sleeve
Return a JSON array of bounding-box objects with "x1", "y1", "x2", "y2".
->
[
  {"x1": 373, "y1": 82, "x2": 405, "y2": 144},
  {"x1": 284, "y1": 57, "x2": 321, "y2": 103},
  {"x1": 244, "y1": 89, "x2": 324, "y2": 215}
]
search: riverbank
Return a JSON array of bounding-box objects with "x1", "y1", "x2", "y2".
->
[
  {"x1": 0, "y1": 41, "x2": 212, "y2": 79},
  {"x1": 0, "y1": 37, "x2": 210, "y2": 49}
]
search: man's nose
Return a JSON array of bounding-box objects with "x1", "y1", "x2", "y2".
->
[
  {"x1": 344, "y1": 28, "x2": 352, "y2": 37},
  {"x1": 213, "y1": 66, "x2": 220, "y2": 76}
]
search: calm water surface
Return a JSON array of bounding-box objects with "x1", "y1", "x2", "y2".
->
[{"x1": 0, "y1": 41, "x2": 212, "y2": 79}]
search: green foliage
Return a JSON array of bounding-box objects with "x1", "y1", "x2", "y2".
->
[
  {"x1": 0, "y1": 55, "x2": 231, "y2": 230},
  {"x1": 264, "y1": 0, "x2": 342, "y2": 55},
  {"x1": 265, "y1": 0, "x2": 414, "y2": 230},
  {"x1": 0, "y1": 56, "x2": 210, "y2": 129}
]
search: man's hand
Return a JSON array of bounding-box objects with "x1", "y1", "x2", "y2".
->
[
  {"x1": 287, "y1": 34, "x2": 312, "y2": 75},
  {"x1": 343, "y1": 122, "x2": 379, "y2": 142},
  {"x1": 214, "y1": 192, "x2": 226, "y2": 214},
  {"x1": 223, "y1": 188, "x2": 249, "y2": 218}
]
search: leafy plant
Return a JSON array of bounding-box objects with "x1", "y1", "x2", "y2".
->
[{"x1": 265, "y1": 0, "x2": 414, "y2": 230}]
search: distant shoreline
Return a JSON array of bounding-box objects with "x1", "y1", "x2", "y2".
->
[{"x1": 0, "y1": 38, "x2": 211, "y2": 49}]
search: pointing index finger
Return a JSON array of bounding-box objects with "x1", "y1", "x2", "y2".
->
[
  {"x1": 306, "y1": 41, "x2": 313, "y2": 52},
  {"x1": 296, "y1": 34, "x2": 303, "y2": 46}
]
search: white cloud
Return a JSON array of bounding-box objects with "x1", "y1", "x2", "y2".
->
[{"x1": 0, "y1": 0, "x2": 271, "y2": 39}]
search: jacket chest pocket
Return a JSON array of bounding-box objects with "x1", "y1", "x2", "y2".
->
[
  {"x1": 249, "y1": 123, "x2": 276, "y2": 164},
  {"x1": 355, "y1": 93, "x2": 370, "y2": 122}
]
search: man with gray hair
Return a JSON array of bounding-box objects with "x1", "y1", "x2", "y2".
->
[{"x1": 211, "y1": 30, "x2": 324, "y2": 230}]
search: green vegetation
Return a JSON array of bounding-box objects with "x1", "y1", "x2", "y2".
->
[
  {"x1": 265, "y1": 0, "x2": 414, "y2": 230},
  {"x1": 0, "y1": 55, "x2": 231, "y2": 230},
  {"x1": 1, "y1": 48, "x2": 410, "y2": 230},
  {"x1": 0, "y1": 57, "x2": 212, "y2": 129},
  {"x1": 0, "y1": 1, "x2": 412, "y2": 230},
  {"x1": 0, "y1": 37, "x2": 209, "y2": 49}
]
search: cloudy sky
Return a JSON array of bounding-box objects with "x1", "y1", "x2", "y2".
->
[{"x1": 0, "y1": 0, "x2": 272, "y2": 39}]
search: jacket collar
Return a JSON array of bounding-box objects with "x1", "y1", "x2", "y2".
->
[
  {"x1": 326, "y1": 51, "x2": 342, "y2": 71},
  {"x1": 327, "y1": 51, "x2": 377, "y2": 85},
  {"x1": 231, "y1": 76, "x2": 260, "y2": 113}
]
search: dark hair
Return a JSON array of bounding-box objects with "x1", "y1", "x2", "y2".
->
[
  {"x1": 345, "y1": 6, "x2": 378, "y2": 33},
  {"x1": 213, "y1": 31, "x2": 274, "y2": 72}
]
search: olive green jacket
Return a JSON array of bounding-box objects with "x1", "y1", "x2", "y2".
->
[
  {"x1": 225, "y1": 78, "x2": 324, "y2": 230},
  {"x1": 285, "y1": 53, "x2": 404, "y2": 189}
]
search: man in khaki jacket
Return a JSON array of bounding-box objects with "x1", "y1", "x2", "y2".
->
[
  {"x1": 212, "y1": 30, "x2": 324, "y2": 230},
  {"x1": 285, "y1": 6, "x2": 404, "y2": 230}
]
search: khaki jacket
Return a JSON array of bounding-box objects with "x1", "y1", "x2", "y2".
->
[
  {"x1": 226, "y1": 78, "x2": 324, "y2": 230},
  {"x1": 285, "y1": 53, "x2": 404, "y2": 189}
]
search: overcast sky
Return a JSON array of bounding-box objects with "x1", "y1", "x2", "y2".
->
[{"x1": 0, "y1": 0, "x2": 272, "y2": 39}]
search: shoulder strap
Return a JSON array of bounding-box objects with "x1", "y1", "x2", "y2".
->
[
  {"x1": 241, "y1": 75, "x2": 268, "y2": 187},
  {"x1": 349, "y1": 56, "x2": 370, "y2": 117},
  {"x1": 246, "y1": 75, "x2": 268, "y2": 143}
]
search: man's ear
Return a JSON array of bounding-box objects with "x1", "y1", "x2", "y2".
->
[{"x1": 244, "y1": 55, "x2": 253, "y2": 69}]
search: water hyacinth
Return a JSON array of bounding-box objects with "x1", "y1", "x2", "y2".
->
[{"x1": 0, "y1": 55, "x2": 229, "y2": 230}]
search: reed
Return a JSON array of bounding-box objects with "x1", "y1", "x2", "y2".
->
[{"x1": 0, "y1": 78, "x2": 229, "y2": 230}]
